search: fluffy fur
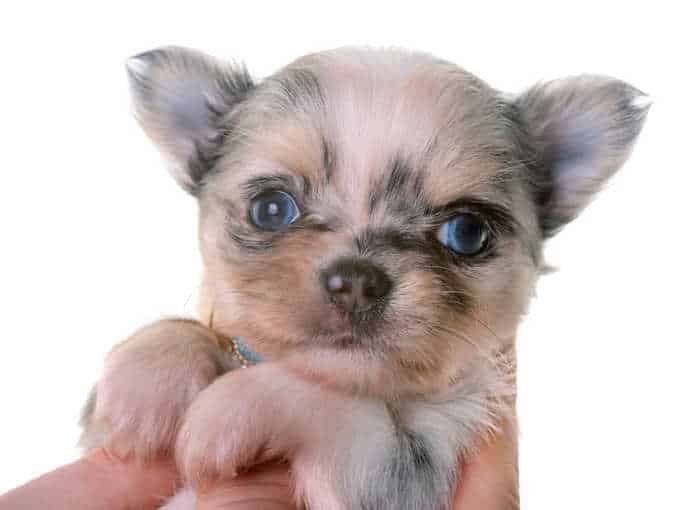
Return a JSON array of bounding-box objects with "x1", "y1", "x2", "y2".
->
[{"x1": 80, "y1": 46, "x2": 649, "y2": 509}]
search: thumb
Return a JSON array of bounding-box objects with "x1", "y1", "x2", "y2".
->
[
  {"x1": 195, "y1": 461, "x2": 296, "y2": 510},
  {"x1": 0, "y1": 448, "x2": 179, "y2": 510},
  {"x1": 452, "y1": 424, "x2": 519, "y2": 509}
]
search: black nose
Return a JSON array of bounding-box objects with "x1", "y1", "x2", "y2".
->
[{"x1": 321, "y1": 258, "x2": 392, "y2": 313}]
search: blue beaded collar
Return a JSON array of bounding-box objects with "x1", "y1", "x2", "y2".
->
[{"x1": 231, "y1": 336, "x2": 263, "y2": 366}]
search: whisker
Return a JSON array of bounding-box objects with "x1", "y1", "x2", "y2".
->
[{"x1": 469, "y1": 313, "x2": 506, "y2": 344}]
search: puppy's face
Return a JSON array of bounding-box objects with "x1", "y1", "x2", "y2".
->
[{"x1": 128, "y1": 48, "x2": 649, "y2": 397}]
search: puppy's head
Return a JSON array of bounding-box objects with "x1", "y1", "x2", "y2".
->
[{"x1": 128, "y1": 47, "x2": 649, "y2": 398}]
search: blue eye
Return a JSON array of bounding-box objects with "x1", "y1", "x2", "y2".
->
[
  {"x1": 437, "y1": 214, "x2": 488, "y2": 255},
  {"x1": 250, "y1": 191, "x2": 300, "y2": 230}
]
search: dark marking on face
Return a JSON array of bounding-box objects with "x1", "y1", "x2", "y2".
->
[
  {"x1": 321, "y1": 136, "x2": 336, "y2": 179},
  {"x1": 386, "y1": 157, "x2": 413, "y2": 197},
  {"x1": 227, "y1": 232, "x2": 275, "y2": 252},
  {"x1": 369, "y1": 156, "x2": 426, "y2": 217},
  {"x1": 268, "y1": 67, "x2": 325, "y2": 112},
  {"x1": 355, "y1": 228, "x2": 427, "y2": 255},
  {"x1": 423, "y1": 252, "x2": 471, "y2": 312},
  {"x1": 240, "y1": 174, "x2": 305, "y2": 201},
  {"x1": 188, "y1": 138, "x2": 226, "y2": 195},
  {"x1": 353, "y1": 227, "x2": 469, "y2": 312}
]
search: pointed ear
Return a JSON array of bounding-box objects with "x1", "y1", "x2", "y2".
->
[
  {"x1": 126, "y1": 46, "x2": 254, "y2": 194},
  {"x1": 515, "y1": 75, "x2": 651, "y2": 237}
]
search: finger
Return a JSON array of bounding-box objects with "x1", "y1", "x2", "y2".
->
[
  {"x1": 0, "y1": 448, "x2": 180, "y2": 510},
  {"x1": 196, "y1": 461, "x2": 295, "y2": 510},
  {"x1": 452, "y1": 425, "x2": 519, "y2": 510}
]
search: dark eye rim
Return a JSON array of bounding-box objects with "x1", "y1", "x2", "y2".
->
[
  {"x1": 435, "y1": 212, "x2": 493, "y2": 258},
  {"x1": 248, "y1": 189, "x2": 301, "y2": 231}
]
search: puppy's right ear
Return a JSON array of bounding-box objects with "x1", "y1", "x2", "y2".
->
[{"x1": 126, "y1": 46, "x2": 254, "y2": 194}]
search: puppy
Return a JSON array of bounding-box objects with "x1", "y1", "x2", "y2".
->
[{"x1": 80, "y1": 47, "x2": 649, "y2": 510}]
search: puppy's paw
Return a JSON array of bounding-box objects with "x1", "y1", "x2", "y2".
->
[
  {"x1": 80, "y1": 319, "x2": 234, "y2": 459},
  {"x1": 176, "y1": 364, "x2": 302, "y2": 486}
]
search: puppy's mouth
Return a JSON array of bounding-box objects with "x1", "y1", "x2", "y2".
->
[{"x1": 314, "y1": 302, "x2": 386, "y2": 349}]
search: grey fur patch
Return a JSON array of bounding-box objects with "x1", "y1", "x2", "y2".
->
[
  {"x1": 356, "y1": 429, "x2": 447, "y2": 510},
  {"x1": 321, "y1": 136, "x2": 336, "y2": 178},
  {"x1": 335, "y1": 354, "x2": 513, "y2": 510},
  {"x1": 515, "y1": 75, "x2": 651, "y2": 236},
  {"x1": 127, "y1": 46, "x2": 254, "y2": 194}
]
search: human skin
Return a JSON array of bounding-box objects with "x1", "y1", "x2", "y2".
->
[{"x1": 0, "y1": 425, "x2": 516, "y2": 510}]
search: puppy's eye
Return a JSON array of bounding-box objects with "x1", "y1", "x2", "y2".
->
[
  {"x1": 250, "y1": 191, "x2": 300, "y2": 230},
  {"x1": 437, "y1": 214, "x2": 488, "y2": 255}
]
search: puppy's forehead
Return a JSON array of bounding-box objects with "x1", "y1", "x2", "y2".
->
[{"x1": 216, "y1": 49, "x2": 518, "y2": 208}]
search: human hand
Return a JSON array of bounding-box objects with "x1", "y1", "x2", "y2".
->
[
  {"x1": 0, "y1": 448, "x2": 179, "y2": 510},
  {"x1": 195, "y1": 428, "x2": 518, "y2": 510},
  {"x1": 196, "y1": 428, "x2": 519, "y2": 510},
  {"x1": 0, "y1": 428, "x2": 516, "y2": 510}
]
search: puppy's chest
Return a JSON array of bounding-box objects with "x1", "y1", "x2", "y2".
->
[
  {"x1": 313, "y1": 385, "x2": 502, "y2": 510},
  {"x1": 389, "y1": 386, "x2": 499, "y2": 460}
]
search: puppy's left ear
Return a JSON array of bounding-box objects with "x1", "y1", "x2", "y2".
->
[
  {"x1": 126, "y1": 46, "x2": 254, "y2": 194},
  {"x1": 515, "y1": 76, "x2": 651, "y2": 237}
]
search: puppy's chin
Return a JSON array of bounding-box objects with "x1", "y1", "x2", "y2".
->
[
  {"x1": 278, "y1": 344, "x2": 470, "y2": 400},
  {"x1": 208, "y1": 303, "x2": 488, "y2": 399},
  {"x1": 214, "y1": 322, "x2": 452, "y2": 398}
]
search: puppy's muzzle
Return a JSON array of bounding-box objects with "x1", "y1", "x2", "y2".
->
[{"x1": 321, "y1": 258, "x2": 392, "y2": 313}]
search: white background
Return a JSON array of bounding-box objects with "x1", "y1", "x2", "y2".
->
[{"x1": 1, "y1": 2, "x2": 698, "y2": 508}]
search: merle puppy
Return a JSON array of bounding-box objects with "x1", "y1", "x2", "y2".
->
[{"x1": 80, "y1": 46, "x2": 649, "y2": 510}]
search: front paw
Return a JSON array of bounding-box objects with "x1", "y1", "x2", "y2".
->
[
  {"x1": 80, "y1": 319, "x2": 234, "y2": 459},
  {"x1": 176, "y1": 364, "x2": 302, "y2": 485}
]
